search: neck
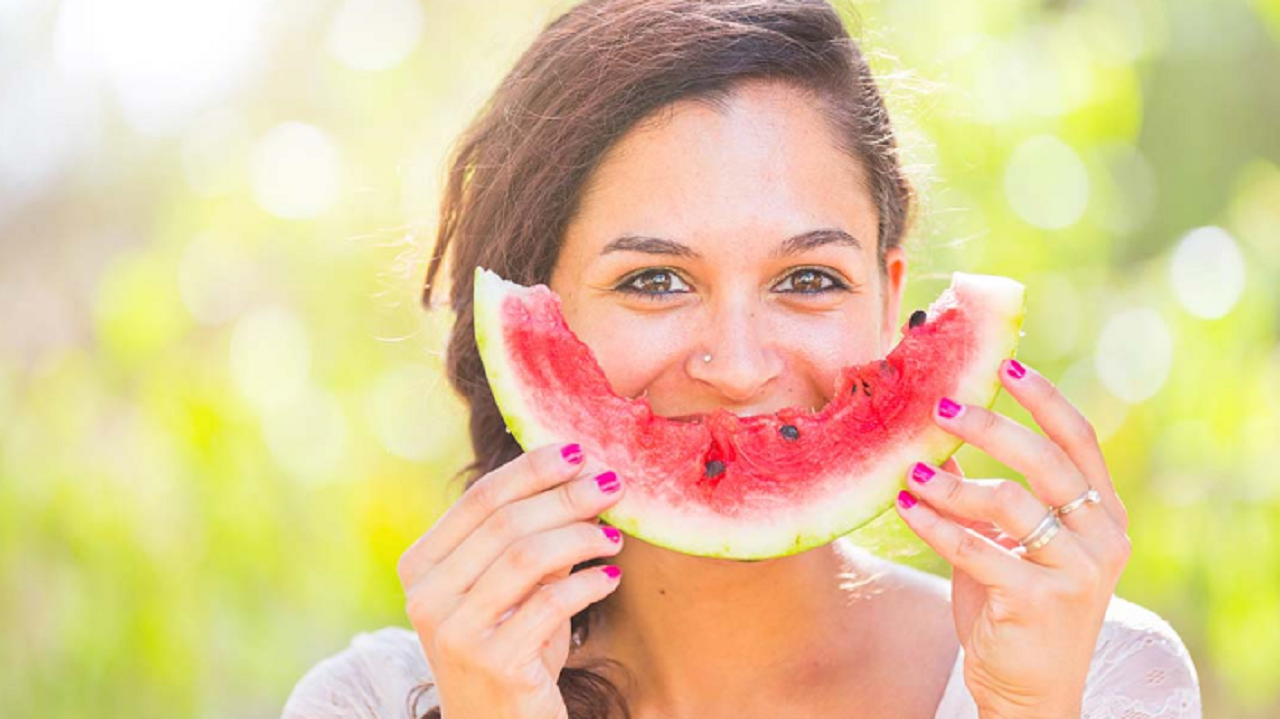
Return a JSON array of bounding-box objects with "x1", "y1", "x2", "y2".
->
[{"x1": 583, "y1": 539, "x2": 902, "y2": 717}]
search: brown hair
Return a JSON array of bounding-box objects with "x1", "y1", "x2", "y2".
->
[{"x1": 411, "y1": 1, "x2": 914, "y2": 716}]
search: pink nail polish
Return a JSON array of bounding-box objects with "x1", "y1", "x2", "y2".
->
[
  {"x1": 911, "y1": 462, "x2": 935, "y2": 484},
  {"x1": 937, "y1": 397, "x2": 963, "y2": 419},
  {"x1": 897, "y1": 490, "x2": 918, "y2": 509},
  {"x1": 601, "y1": 565, "x2": 622, "y2": 580},
  {"x1": 595, "y1": 471, "x2": 620, "y2": 493},
  {"x1": 601, "y1": 525, "x2": 622, "y2": 543},
  {"x1": 1007, "y1": 359, "x2": 1027, "y2": 380},
  {"x1": 561, "y1": 443, "x2": 584, "y2": 464}
]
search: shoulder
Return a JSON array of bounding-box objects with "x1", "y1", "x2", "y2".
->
[
  {"x1": 1083, "y1": 595, "x2": 1202, "y2": 718},
  {"x1": 282, "y1": 626, "x2": 437, "y2": 719}
]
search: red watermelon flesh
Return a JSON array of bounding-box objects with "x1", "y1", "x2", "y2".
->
[{"x1": 473, "y1": 267, "x2": 1025, "y2": 559}]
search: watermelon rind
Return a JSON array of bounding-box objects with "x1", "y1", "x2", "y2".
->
[
  {"x1": 473, "y1": 268, "x2": 560, "y2": 452},
  {"x1": 473, "y1": 266, "x2": 1025, "y2": 559}
]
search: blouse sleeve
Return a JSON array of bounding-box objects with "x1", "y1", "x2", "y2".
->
[
  {"x1": 281, "y1": 627, "x2": 437, "y2": 719},
  {"x1": 1080, "y1": 596, "x2": 1202, "y2": 719}
]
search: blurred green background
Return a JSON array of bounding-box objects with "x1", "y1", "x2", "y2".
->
[{"x1": 1, "y1": 0, "x2": 1277, "y2": 716}]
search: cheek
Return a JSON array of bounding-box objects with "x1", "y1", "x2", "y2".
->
[
  {"x1": 768, "y1": 308, "x2": 886, "y2": 386},
  {"x1": 567, "y1": 299, "x2": 888, "y2": 403},
  {"x1": 572, "y1": 310, "x2": 694, "y2": 399}
]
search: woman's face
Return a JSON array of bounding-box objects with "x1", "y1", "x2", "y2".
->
[{"x1": 550, "y1": 80, "x2": 906, "y2": 419}]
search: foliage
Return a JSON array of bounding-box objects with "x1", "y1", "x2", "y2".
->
[{"x1": 0, "y1": 0, "x2": 1276, "y2": 716}]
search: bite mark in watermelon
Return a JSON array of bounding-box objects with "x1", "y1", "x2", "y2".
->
[{"x1": 473, "y1": 267, "x2": 1025, "y2": 560}]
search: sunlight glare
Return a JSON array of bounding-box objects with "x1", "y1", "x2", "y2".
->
[
  {"x1": 230, "y1": 306, "x2": 311, "y2": 411},
  {"x1": 1004, "y1": 135, "x2": 1090, "y2": 230},
  {"x1": 1169, "y1": 226, "x2": 1246, "y2": 320},
  {"x1": 327, "y1": 0, "x2": 425, "y2": 71},
  {"x1": 250, "y1": 122, "x2": 343, "y2": 220},
  {"x1": 1094, "y1": 307, "x2": 1173, "y2": 404},
  {"x1": 54, "y1": 0, "x2": 266, "y2": 136}
]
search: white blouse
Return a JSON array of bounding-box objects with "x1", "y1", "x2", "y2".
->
[{"x1": 282, "y1": 594, "x2": 1201, "y2": 718}]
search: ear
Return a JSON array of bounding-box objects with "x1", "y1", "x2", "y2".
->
[{"x1": 878, "y1": 245, "x2": 908, "y2": 355}]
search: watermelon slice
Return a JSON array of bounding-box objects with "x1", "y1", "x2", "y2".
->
[{"x1": 473, "y1": 267, "x2": 1025, "y2": 560}]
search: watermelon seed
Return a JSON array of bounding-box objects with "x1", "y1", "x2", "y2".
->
[
  {"x1": 909, "y1": 310, "x2": 927, "y2": 328},
  {"x1": 704, "y1": 460, "x2": 726, "y2": 478},
  {"x1": 860, "y1": 379, "x2": 872, "y2": 396},
  {"x1": 780, "y1": 424, "x2": 800, "y2": 441}
]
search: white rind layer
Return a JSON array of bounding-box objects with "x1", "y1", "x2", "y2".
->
[
  {"x1": 474, "y1": 266, "x2": 1026, "y2": 559},
  {"x1": 473, "y1": 268, "x2": 562, "y2": 451}
]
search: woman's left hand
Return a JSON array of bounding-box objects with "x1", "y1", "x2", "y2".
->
[{"x1": 896, "y1": 359, "x2": 1133, "y2": 719}]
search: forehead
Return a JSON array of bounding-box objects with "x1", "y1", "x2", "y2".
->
[{"x1": 567, "y1": 80, "x2": 878, "y2": 255}]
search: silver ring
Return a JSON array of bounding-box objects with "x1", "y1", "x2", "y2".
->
[
  {"x1": 1054, "y1": 487, "x2": 1101, "y2": 517},
  {"x1": 1018, "y1": 511, "x2": 1063, "y2": 554}
]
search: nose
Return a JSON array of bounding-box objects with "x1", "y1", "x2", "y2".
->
[{"x1": 685, "y1": 294, "x2": 784, "y2": 403}]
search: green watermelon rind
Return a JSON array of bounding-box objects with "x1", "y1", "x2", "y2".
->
[
  {"x1": 474, "y1": 266, "x2": 1026, "y2": 560},
  {"x1": 473, "y1": 268, "x2": 558, "y2": 452}
]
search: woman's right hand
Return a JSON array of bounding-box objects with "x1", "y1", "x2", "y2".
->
[{"x1": 397, "y1": 443, "x2": 626, "y2": 719}]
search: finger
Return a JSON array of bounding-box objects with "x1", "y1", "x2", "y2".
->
[
  {"x1": 935, "y1": 457, "x2": 1013, "y2": 543},
  {"x1": 907, "y1": 462, "x2": 1088, "y2": 568},
  {"x1": 397, "y1": 442, "x2": 592, "y2": 588},
  {"x1": 932, "y1": 397, "x2": 1100, "y2": 524},
  {"x1": 422, "y1": 469, "x2": 623, "y2": 604},
  {"x1": 895, "y1": 490, "x2": 1038, "y2": 587},
  {"x1": 490, "y1": 564, "x2": 621, "y2": 657},
  {"x1": 941, "y1": 512, "x2": 1011, "y2": 546},
  {"x1": 999, "y1": 359, "x2": 1128, "y2": 530},
  {"x1": 933, "y1": 457, "x2": 998, "y2": 537},
  {"x1": 933, "y1": 513, "x2": 1024, "y2": 551},
  {"x1": 453, "y1": 521, "x2": 623, "y2": 633}
]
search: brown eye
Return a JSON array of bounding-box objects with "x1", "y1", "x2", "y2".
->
[
  {"x1": 616, "y1": 269, "x2": 691, "y2": 300},
  {"x1": 776, "y1": 268, "x2": 844, "y2": 294},
  {"x1": 636, "y1": 271, "x2": 675, "y2": 293},
  {"x1": 792, "y1": 269, "x2": 825, "y2": 292}
]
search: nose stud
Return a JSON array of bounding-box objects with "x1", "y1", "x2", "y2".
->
[{"x1": 702, "y1": 354, "x2": 712, "y2": 363}]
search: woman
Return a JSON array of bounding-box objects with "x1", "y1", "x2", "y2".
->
[{"x1": 283, "y1": 1, "x2": 1201, "y2": 717}]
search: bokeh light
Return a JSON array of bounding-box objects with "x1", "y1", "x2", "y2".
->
[
  {"x1": 1003, "y1": 134, "x2": 1090, "y2": 230},
  {"x1": 1091, "y1": 141, "x2": 1157, "y2": 237},
  {"x1": 364, "y1": 362, "x2": 462, "y2": 462},
  {"x1": 250, "y1": 122, "x2": 344, "y2": 220},
  {"x1": 176, "y1": 231, "x2": 263, "y2": 326},
  {"x1": 262, "y1": 387, "x2": 350, "y2": 482},
  {"x1": 230, "y1": 306, "x2": 312, "y2": 412},
  {"x1": 53, "y1": 0, "x2": 266, "y2": 136},
  {"x1": 1169, "y1": 226, "x2": 1247, "y2": 320},
  {"x1": 1055, "y1": 357, "x2": 1129, "y2": 443},
  {"x1": 327, "y1": 0, "x2": 426, "y2": 71},
  {"x1": 1094, "y1": 307, "x2": 1174, "y2": 404}
]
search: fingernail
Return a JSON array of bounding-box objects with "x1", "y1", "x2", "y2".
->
[
  {"x1": 897, "y1": 490, "x2": 918, "y2": 509},
  {"x1": 601, "y1": 525, "x2": 622, "y2": 543},
  {"x1": 1007, "y1": 359, "x2": 1027, "y2": 380},
  {"x1": 561, "y1": 443, "x2": 584, "y2": 464},
  {"x1": 601, "y1": 565, "x2": 622, "y2": 580},
  {"x1": 937, "y1": 397, "x2": 963, "y2": 419},
  {"x1": 595, "y1": 471, "x2": 620, "y2": 493},
  {"x1": 911, "y1": 462, "x2": 935, "y2": 484}
]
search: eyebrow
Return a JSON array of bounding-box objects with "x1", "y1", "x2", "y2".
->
[{"x1": 599, "y1": 228, "x2": 863, "y2": 259}]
